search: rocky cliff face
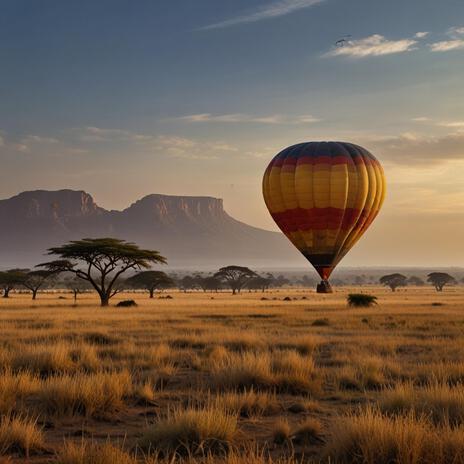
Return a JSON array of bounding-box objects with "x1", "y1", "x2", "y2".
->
[{"x1": 0, "y1": 190, "x2": 302, "y2": 268}]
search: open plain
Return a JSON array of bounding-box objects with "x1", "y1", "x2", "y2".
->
[{"x1": 1, "y1": 286, "x2": 464, "y2": 463}]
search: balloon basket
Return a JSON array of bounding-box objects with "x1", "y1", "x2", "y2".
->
[{"x1": 316, "y1": 280, "x2": 333, "y2": 293}]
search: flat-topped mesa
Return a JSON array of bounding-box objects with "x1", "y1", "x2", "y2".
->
[
  {"x1": 0, "y1": 189, "x2": 103, "y2": 219},
  {"x1": 0, "y1": 189, "x2": 300, "y2": 268},
  {"x1": 122, "y1": 194, "x2": 226, "y2": 224}
]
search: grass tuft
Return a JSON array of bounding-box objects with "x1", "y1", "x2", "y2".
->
[{"x1": 139, "y1": 405, "x2": 237, "y2": 456}]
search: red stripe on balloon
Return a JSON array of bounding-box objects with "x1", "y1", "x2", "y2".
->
[{"x1": 270, "y1": 207, "x2": 378, "y2": 232}]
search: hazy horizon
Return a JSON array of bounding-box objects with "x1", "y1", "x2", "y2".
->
[{"x1": 2, "y1": 0, "x2": 464, "y2": 267}]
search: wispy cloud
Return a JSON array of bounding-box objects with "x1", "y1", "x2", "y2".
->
[
  {"x1": 325, "y1": 34, "x2": 418, "y2": 58},
  {"x1": 370, "y1": 132, "x2": 464, "y2": 166},
  {"x1": 72, "y1": 127, "x2": 235, "y2": 160},
  {"x1": 174, "y1": 113, "x2": 320, "y2": 124},
  {"x1": 414, "y1": 31, "x2": 429, "y2": 38},
  {"x1": 438, "y1": 121, "x2": 464, "y2": 128},
  {"x1": 429, "y1": 39, "x2": 464, "y2": 52},
  {"x1": 199, "y1": 0, "x2": 324, "y2": 30},
  {"x1": 429, "y1": 25, "x2": 464, "y2": 52}
]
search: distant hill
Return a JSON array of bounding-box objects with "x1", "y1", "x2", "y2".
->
[{"x1": 0, "y1": 190, "x2": 303, "y2": 268}]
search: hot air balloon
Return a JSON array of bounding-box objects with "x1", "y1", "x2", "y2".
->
[{"x1": 262, "y1": 141, "x2": 385, "y2": 293}]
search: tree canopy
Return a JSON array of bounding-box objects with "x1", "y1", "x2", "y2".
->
[
  {"x1": 379, "y1": 273, "x2": 407, "y2": 292},
  {"x1": 38, "y1": 238, "x2": 167, "y2": 306},
  {"x1": 23, "y1": 270, "x2": 55, "y2": 300},
  {"x1": 427, "y1": 272, "x2": 456, "y2": 292},
  {"x1": 213, "y1": 265, "x2": 257, "y2": 294},
  {"x1": 0, "y1": 269, "x2": 28, "y2": 298},
  {"x1": 126, "y1": 270, "x2": 174, "y2": 298}
]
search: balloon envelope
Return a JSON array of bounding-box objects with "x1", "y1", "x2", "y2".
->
[{"x1": 262, "y1": 141, "x2": 386, "y2": 280}]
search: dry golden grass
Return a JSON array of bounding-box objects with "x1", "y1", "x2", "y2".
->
[
  {"x1": 215, "y1": 389, "x2": 280, "y2": 417},
  {"x1": 292, "y1": 418, "x2": 324, "y2": 446},
  {"x1": 380, "y1": 382, "x2": 464, "y2": 425},
  {"x1": 0, "y1": 286, "x2": 463, "y2": 462},
  {"x1": 0, "y1": 414, "x2": 44, "y2": 457},
  {"x1": 209, "y1": 350, "x2": 319, "y2": 394},
  {"x1": 324, "y1": 407, "x2": 464, "y2": 464},
  {"x1": 139, "y1": 405, "x2": 238, "y2": 455},
  {"x1": 37, "y1": 370, "x2": 132, "y2": 418},
  {"x1": 56, "y1": 441, "x2": 138, "y2": 464},
  {"x1": 272, "y1": 419, "x2": 291, "y2": 445}
]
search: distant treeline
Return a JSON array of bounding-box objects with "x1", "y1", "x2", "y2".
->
[{"x1": 0, "y1": 237, "x2": 462, "y2": 305}]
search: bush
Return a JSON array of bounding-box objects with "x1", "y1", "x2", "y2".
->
[
  {"x1": 139, "y1": 405, "x2": 237, "y2": 455},
  {"x1": 116, "y1": 300, "x2": 137, "y2": 307},
  {"x1": 323, "y1": 407, "x2": 464, "y2": 464},
  {"x1": 311, "y1": 318, "x2": 330, "y2": 327},
  {"x1": 0, "y1": 415, "x2": 45, "y2": 457},
  {"x1": 347, "y1": 293, "x2": 377, "y2": 307}
]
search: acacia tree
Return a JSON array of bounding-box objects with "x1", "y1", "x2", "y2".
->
[
  {"x1": 178, "y1": 275, "x2": 198, "y2": 293},
  {"x1": 64, "y1": 275, "x2": 93, "y2": 301},
  {"x1": 195, "y1": 276, "x2": 222, "y2": 293},
  {"x1": 126, "y1": 270, "x2": 174, "y2": 298},
  {"x1": 0, "y1": 269, "x2": 28, "y2": 298},
  {"x1": 427, "y1": 272, "x2": 456, "y2": 292},
  {"x1": 407, "y1": 276, "x2": 425, "y2": 286},
  {"x1": 379, "y1": 273, "x2": 407, "y2": 292},
  {"x1": 246, "y1": 276, "x2": 273, "y2": 292},
  {"x1": 23, "y1": 270, "x2": 55, "y2": 300},
  {"x1": 214, "y1": 265, "x2": 257, "y2": 295},
  {"x1": 38, "y1": 238, "x2": 167, "y2": 307}
]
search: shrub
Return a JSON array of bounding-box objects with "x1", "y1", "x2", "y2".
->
[
  {"x1": 116, "y1": 300, "x2": 137, "y2": 307},
  {"x1": 323, "y1": 407, "x2": 464, "y2": 464},
  {"x1": 347, "y1": 293, "x2": 378, "y2": 307},
  {"x1": 0, "y1": 415, "x2": 44, "y2": 457},
  {"x1": 56, "y1": 441, "x2": 137, "y2": 464},
  {"x1": 292, "y1": 418, "x2": 324, "y2": 445},
  {"x1": 139, "y1": 405, "x2": 237, "y2": 455},
  {"x1": 311, "y1": 318, "x2": 330, "y2": 327},
  {"x1": 37, "y1": 370, "x2": 132, "y2": 419},
  {"x1": 272, "y1": 419, "x2": 291, "y2": 445},
  {"x1": 380, "y1": 382, "x2": 464, "y2": 426},
  {"x1": 215, "y1": 389, "x2": 279, "y2": 417}
]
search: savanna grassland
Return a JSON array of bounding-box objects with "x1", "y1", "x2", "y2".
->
[{"x1": 1, "y1": 286, "x2": 464, "y2": 463}]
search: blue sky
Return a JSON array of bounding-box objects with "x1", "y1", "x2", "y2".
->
[{"x1": 2, "y1": 0, "x2": 464, "y2": 265}]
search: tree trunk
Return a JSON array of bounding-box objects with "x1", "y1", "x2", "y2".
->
[
  {"x1": 149, "y1": 288, "x2": 154, "y2": 298},
  {"x1": 100, "y1": 294, "x2": 110, "y2": 307},
  {"x1": 32, "y1": 290, "x2": 37, "y2": 300},
  {"x1": 3, "y1": 288, "x2": 9, "y2": 298},
  {"x1": 232, "y1": 288, "x2": 236, "y2": 295},
  {"x1": 74, "y1": 290, "x2": 78, "y2": 301}
]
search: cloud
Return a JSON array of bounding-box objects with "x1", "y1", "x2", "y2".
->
[
  {"x1": 438, "y1": 121, "x2": 464, "y2": 128},
  {"x1": 448, "y1": 26, "x2": 464, "y2": 37},
  {"x1": 429, "y1": 39, "x2": 464, "y2": 52},
  {"x1": 412, "y1": 117, "x2": 431, "y2": 122},
  {"x1": 71, "y1": 127, "x2": 236, "y2": 160},
  {"x1": 325, "y1": 34, "x2": 418, "y2": 58},
  {"x1": 174, "y1": 113, "x2": 320, "y2": 124},
  {"x1": 414, "y1": 31, "x2": 429, "y2": 38},
  {"x1": 76, "y1": 127, "x2": 154, "y2": 143},
  {"x1": 23, "y1": 135, "x2": 60, "y2": 144},
  {"x1": 429, "y1": 25, "x2": 464, "y2": 52},
  {"x1": 200, "y1": 0, "x2": 324, "y2": 30},
  {"x1": 369, "y1": 132, "x2": 464, "y2": 166}
]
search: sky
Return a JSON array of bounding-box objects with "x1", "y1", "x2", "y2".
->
[{"x1": 1, "y1": 0, "x2": 464, "y2": 266}]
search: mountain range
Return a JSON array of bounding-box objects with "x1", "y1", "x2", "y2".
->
[{"x1": 0, "y1": 190, "x2": 303, "y2": 269}]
